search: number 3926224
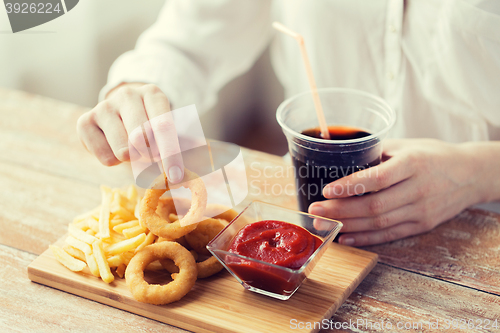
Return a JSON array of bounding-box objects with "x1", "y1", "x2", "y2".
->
[{"x1": 5, "y1": 2, "x2": 62, "y2": 14}]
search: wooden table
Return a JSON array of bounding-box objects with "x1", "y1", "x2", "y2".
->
[{"x1": 1, "y1": 88, "x2": 500, "y2": 332}]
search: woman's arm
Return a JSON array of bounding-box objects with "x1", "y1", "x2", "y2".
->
[{"x1": 309, "y1": 139, "x2": 500, "y2": 246}]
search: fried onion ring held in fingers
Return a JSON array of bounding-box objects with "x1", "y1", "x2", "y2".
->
[
  {"x1": 125, "y1": 242, "x2": 197, "y2": 305},
  {"x1": 140, "y1": 169, "x2": 207, "y2": 238}
]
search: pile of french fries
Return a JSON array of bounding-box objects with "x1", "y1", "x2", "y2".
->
[{"x1": 50, "y1": 185, "x2": 158, "y2": 283}]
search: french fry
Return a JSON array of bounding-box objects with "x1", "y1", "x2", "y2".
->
[
  {"x1": 92, "y1": 240, "x2": 114, "y2": 283},
  {"x1": 120, "y1": 251, "x2": 135, "y2": 266},
  {"x1": 134, "y1": 232, "x2": 156, "y2": 253},
  {"x1": 50, "y1": 245, "x2": 86, "y2": 272},
  {"x1": 126, "y1": 185, "x2": 138, "y2": 202},
  {"x1": 112, "y1": 220, "x2": 139, "y2": 234},
  {"x1": 116, "y1": 264, "x2": 126, "y2": 278},
  {"x1": 107, "y1": 254, "x2": 124, "y2": 268},
  {"x1": 110, "y1": 217, "x2": 125, "y2": 228},
  {"x1": 102, "y1": 231, "x2": 127, "y2": 244},
  {"x1": 97, "y1": 186, "x2": 112, "y2": 239},
  {"x1": 65, "y1": 235, "x2": 92, "y2": 254},
  {"x1": 111, "y1": 206, "x2": 136, "y2": 222},
  {"x1": 62, "y1": 244, "x2": 86, "y2": 262},
  {"x1": 145, "y1": 261, "x2": 164, "y2": 271},
  {"x1": 122, "y1": 225, "x2": 147, "y2": 239},
  {"x1": 68, "y1": 224, "x2": 96, "y2": 244},
  {"x1": 72, "y1": 206, "x2": 101, "y2": 224},
  {"x1": 86, "y1": 217, "x2": 100, "y2": 233},
  {"x1": 85, "y1": 252, "x2": 100, "y2": 277},
  {"x1": 71, "y1": 219, "x2": 89, "y2": 231},
  {"x1": 168, "y1": 213, "x2": 178, "y2": 222},
  {"x1": 134, "y1": 197, "x2": 142, "y2": 220},
  {"x1": 113, "y1": 191, "x2": 136, "y2": 213},
  {"x1": 56, "y1": 185, "x2": 148, "y2": 284},
  {"x1": 86, "y1": 229, "x2": 97, "y2": 236},
  {"x1": 104, "y1": 233, "x2": 146, "y2": 256}
]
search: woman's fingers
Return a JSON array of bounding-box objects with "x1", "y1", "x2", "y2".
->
[
  {"x1": 77, "y1": 112, "x2": 120, "y2": 166},
  {"x1": 336, "y1": 204, "x2": 416, "y2": 233},
  {"x1": 323, "y1": 153, "x2": 415, "y2": 198},
  {"x1": 310, "y1": 177, "x2": 422, "y2": 219},
  {"x1": 338, "y1": 220, "x2": 428, "y2": 247},
  {"x1": 141, "y1": 84, "x2": 184, "y2": 184},
  {"x1": 77, "y1": 83, "x2": 186, "y2": 183},
  {"x1": 112, "y1": 85, "x2": 151, "y2": 162},
  {"x1": 93, "y1": 103, "x2": 130, "y2": 163}
]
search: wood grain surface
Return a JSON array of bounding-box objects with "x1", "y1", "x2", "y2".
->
[
  {"x1": 331, "y1": 264, "x2": 500, "y2": 332},
  {"x1": 0, "y1": 244, "x2": 184, "y2": 333},
  {"x1": 365, "y1": 209, "x2": 500, "y2": 295},
  {"x1": 28, "y1": 239, "x2": 377, "y2": 333},
  {"x1": 2, "y1": 87, "x2": 500, "y2": 332}
]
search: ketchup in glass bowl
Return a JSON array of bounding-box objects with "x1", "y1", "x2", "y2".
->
[{"x1": 207, "y1": 201, "x2": 343, "y2": 300}]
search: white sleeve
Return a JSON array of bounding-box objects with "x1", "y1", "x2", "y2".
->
[
  {"x1": 431, "y1": 0, "x2": 500, "y2": 127},
  {"x1": 99, "y1": 0, "x2": 273, "y2": 113}
]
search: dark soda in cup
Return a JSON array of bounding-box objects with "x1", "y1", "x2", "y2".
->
[{"x1": 277, "y1": 88, "x2": 395, "y2": 212}]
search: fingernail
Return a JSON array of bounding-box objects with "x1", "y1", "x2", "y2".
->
[
  {"x1": 168, "y1": 165, "x2": 183, "y2": 183},
  {"x1": 341, "y1": 238, "x2": 355, "y2": 246},
  {"x1": 323, "y1": 186, "x2": 334, "y2": 198},
  {"x1": 309, "y1": 205, "x2": 325, "y2": 216}
]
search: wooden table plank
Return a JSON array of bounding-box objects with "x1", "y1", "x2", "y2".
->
[
  {"x1": 0, "y1": 244, "x2": 184, "y2": 333},
  {"x1": 332, "y1": 264, "x2": 500, "y2": 332},
  {"x1": 364, "y1": 209, "x2": 500, "y2": 296},
  {"x1": 0, "y1": 160, "x2": 104, "y2": 255}
]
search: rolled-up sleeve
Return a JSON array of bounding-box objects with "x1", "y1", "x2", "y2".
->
[{"x1": 100, "y1": 0, "x2": 273, "y2": 113}]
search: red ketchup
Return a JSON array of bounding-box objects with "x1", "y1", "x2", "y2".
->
[{"x1": 227, "y1": 220, "x2": 323, "y2": 296}]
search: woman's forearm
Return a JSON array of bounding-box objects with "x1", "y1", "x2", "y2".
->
[{"x1": 460, "y1": 141, "x2": 500, "y2": 204}]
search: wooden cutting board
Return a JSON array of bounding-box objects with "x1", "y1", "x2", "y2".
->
[{"x1": 28, "y1": 237, "x2": 377, "y2": 333}]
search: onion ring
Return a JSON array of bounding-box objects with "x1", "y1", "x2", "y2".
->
[
  {"x1": 204, "y1": 204, "x2": 239, "y2": 224},
  {"x1": 160, "y1": 249, "x2": 198, "y2": 272},
  {"x1": 125, "y1": 241, "x2": 197, "y2": 305},
  {"x1": 184, "y1": 218, "x2": 226, "y2": 256},
  {"x1": 157, "y1": 216, "x2": 225, "y2": 278},
  {"x1": 140, "y1": 169, "x2": 207, "y2": 238},
  {"x1": 160, "y1": 255, "x2": 223, "y2": 279},
  {"x1": 196, "y1": 256, "x2": 223, "y2": 279},
  {"x1": 158, "y1": 235, "x2": 191, "y2": 250}
]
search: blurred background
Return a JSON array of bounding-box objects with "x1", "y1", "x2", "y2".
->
[{"x1": 0, "y1": 0, "x2": 288, "y2": 155}]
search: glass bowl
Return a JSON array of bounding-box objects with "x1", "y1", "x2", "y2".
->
[{"x1": 207, "y1": 201, "x2": 343, "y2": 300}]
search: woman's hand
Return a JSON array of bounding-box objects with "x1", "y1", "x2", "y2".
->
[
  {"x1": 309, "y1": 138, "x2": 498, "y2": 246},
  {"x1": 77, "y1": 83, "x2": 185, "y2": 183}
]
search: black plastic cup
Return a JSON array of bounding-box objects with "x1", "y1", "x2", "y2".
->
[{"x1": 277, "y1": 88, "x2": 396, "y2": 212}]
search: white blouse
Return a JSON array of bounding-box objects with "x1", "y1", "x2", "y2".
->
[{"x1": 100, "y1": 0, "x2": 500, "y2": 142}]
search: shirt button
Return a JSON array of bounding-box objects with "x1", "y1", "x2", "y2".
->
[
  {"x1": 389, "y1": 24, "x2": 397, "y2": 33},
  {"x1": 387, "y1": 72, "x2": 394, "y2": 80}
]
